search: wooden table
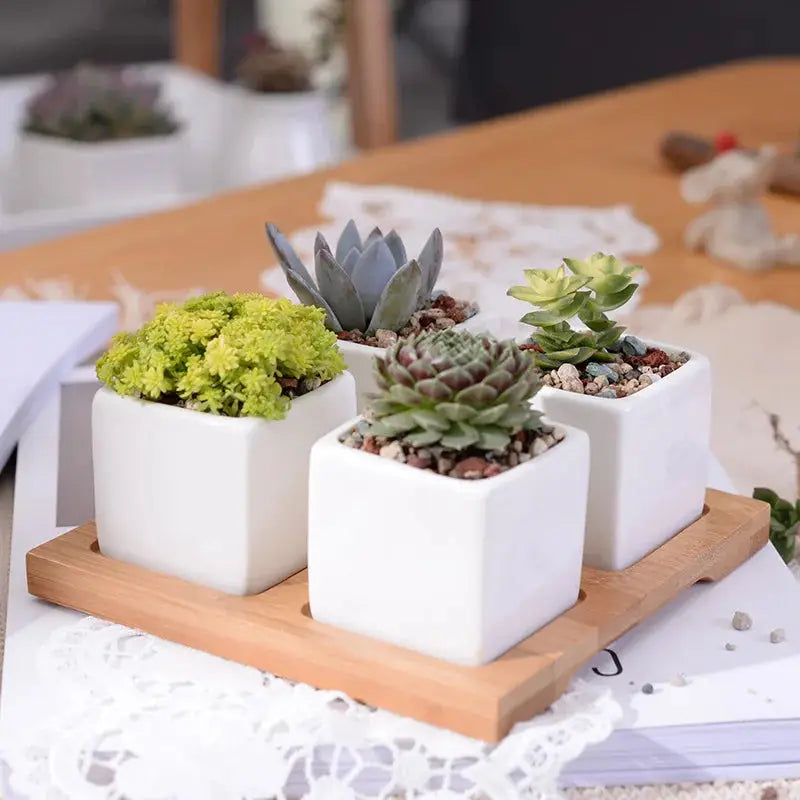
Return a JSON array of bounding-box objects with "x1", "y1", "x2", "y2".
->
[{"x1": 1, "y1": 58, "x2": 799, "y2": 309}]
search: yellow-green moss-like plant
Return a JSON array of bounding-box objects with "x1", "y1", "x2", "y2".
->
[{"x1": 96, "y1": 292, "x2": 345, "y2": 419}]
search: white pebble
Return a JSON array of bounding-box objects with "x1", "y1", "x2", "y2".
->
[
  {"x1": 556, "y1": 363, "x2": 580, "y2": 382},
  {"x1": 532, "y1": 438, "x2": 549, "y2": 456},
  {"x1": 770, "y1": 628, "x2": 786, "y2": 644},
  {"x1": 732, "y1": 611, "x2": 752, "y2": 631},
  {"x1": 379, "y1": 441, "x2": 406, "y2": 462}
]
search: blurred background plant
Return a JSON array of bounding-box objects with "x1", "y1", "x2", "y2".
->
[
  {"x1": 24, "y1": 63, "x2": 178, "y2": 142},
  {"x1": 754, "y1": 487, "x2": 800, "y2": 563}
]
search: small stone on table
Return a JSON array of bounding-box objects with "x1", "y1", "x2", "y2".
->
[{"x1": 732, "y1": 611, "x2": 752, "y2": 631}]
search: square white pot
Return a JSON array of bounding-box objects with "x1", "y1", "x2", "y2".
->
[
  {"x1": 5, "y1": 131, "x2": 187, "y2": 212},
  {"x1": 220, "y1": 87, "x2": 336, "y2": 188},
  {"x1": 92, "y1": 372, "x2": 356, "y2": 595},
  {"x1": 340, "y1": 312, "x2": 486, "y2": 411},
  {"x1": 534, "y1": 342, "x2": 712, "y2": 570},
  {"x1": 308, "y1": 418, "x2": 590, "y2": 665}
]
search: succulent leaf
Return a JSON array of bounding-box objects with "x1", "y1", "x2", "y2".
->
[
  {"x1": 384, "y1": 229, "x2": 408, "y2": 269},
  {"x1": 284, "y1": 270, "x2": 342, "y2": 332},
  {"x1": 349, "y1": 238, "x2": 398, "y2": 319},
  {"x1": 364, "y1": 226, "x2": 384, "y2": 249},
  {"x1": 314, "y1": 248, "x2": 366, "y2": 331},
  {"x1": 340, "y1": 246, "x2": 361, "y2": 276},
  {"x1": 417, "y1": 228, "x2": 444, "y2": 303},
  {"x1": 266, "y1": 223, "x2": 317, "y2": 289},
  {"x1": 336, "y1": 219, "x2": 362, "y2": 263},
  {"x1": 365, "y1": 329, "x2": 541, "y2": 451},
  {"x1": 314, "y1": 232, "x2": 332, "y2": 256},
  {"x1": 366, "y1": 259, "x2": 422, "y2": 335}
]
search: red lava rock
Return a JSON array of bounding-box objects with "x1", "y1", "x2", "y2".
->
[
  {"x1": 450, "y1": 456, "x2": 489, "y2": 479},
  {"x1": 519, "y1": 343, "x2": 543, "y2": 353},
  {"x1": 418, "y1": 314, "x2": 436, "y2": 328},
  {"x1": 483, "y1": 463, "x2": 505, "y2": 478},
  {"x1": 432, "y1": 294, "x2": 458, "y2": 313},
  {"x1": 337, "y1": 330, "x2": 366, "y2": 344},
  {"x1": 277, "y1": 377, "x2": 298, "y2": 389},
  {"x1": 514, "y1": 431, "x2": 526, "y2": 442},
  {"x1": 362, "y1": 435, "x2": 379, "y2": 454},
  {"x1": 406, "y1": 453, "x2": 432, "y2": 469}
]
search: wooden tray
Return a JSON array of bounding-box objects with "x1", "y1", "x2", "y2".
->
[{"x1": 26, "y1": 488, "x2": 768, "y2": 742}]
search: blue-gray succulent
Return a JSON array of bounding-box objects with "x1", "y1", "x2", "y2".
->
[{"x1": 266, "y1": 220, "x2": 444, "y2": 334}]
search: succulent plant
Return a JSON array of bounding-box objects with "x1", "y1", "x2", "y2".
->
[
  {"x1": 266, "y1": 220, "x2": 444, "y2": 335},
  {"x1": 367, "y1": 329, "x2": 542, "y2": 451},
  {"x1": 753, "y1": 487, "x2": 800, "y2": 563},
  {"x1": 96, "y1": 292, "x2": 344, "y2": 419},
  {"x1": 508, "y1": 253, "x2": 641, "y2": 369},
  {"x1": 237, "y1": 33, "x2": 313, "y2": 93},
  {"x1": 24, "y1": 64, "x2": 179, "y2": 143}
]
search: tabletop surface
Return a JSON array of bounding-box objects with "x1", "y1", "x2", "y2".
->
[{"x1": 0, "y1": 57, "x2": 798, "y2": 308}]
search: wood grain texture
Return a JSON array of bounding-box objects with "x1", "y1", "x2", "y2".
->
[
  {"x1": 26, "y1": 489, "x2": 769, "y2": 741},
  {"x1": 171, "y1": 0, "x2": 221, "y2": 78},
  {"x1": 346, "y1": 0, "x2": 398, "y2": 149},
  {"x1": 1, "y1": 60, "x2": 798, "y2": 309}
]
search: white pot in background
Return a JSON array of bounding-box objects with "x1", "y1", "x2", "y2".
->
[
  {"x1": 534, "y1": 342, "x2": 712, "y2": 570},
  {"x1": 308, "y1": 418, "x2": 590, "y2": 665},
  {"x1": 221, "y1": 87, "x2": 335, "y2": 188},
  {"x1": 5, "y1": 131, "x2": 186, "y2": 213},
  {"x1": 340, "y1": 312, "x2": 487, "y2": 412},
  {"x1": 92, "y1": 373, "x2": 356, "y2": 595}
]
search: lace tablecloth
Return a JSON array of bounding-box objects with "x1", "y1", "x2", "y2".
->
[
  {"x1": 1, "y1": 618, "x2": 620, "y2": 800},
  {"x1": 261, "y1": 182, "x2": 659, "y2": 325}
]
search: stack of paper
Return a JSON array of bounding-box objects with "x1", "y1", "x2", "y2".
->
[{"x1": 565, "y1": 544, "x2": 800, "y2": 786}]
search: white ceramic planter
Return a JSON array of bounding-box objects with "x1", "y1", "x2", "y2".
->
[
  {"x1": 221, "y1": 87, "x2": 335, "y2": 188},
  {"x1": 308, "y1": 418, "x2": 590, "y2": 665},
  {"x1": 534, "y1": 342, "x2": 712, "y2": 570},
  {"x1": 5, "y1": 131, "x2": 186, "y2": 212},
  {"x1": 92, "y1": 373, "x2": 356, "y2": 595},
  {"x1": 341, "y1": 312, "x2": 486, "y2": 412}
]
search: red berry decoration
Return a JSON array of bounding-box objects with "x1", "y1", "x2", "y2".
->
[{"x1": 714, "y1": 131, "x2": 739, "y2": 153}]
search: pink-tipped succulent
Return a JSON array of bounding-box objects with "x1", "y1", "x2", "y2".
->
[{"x1": 24, "y1": 63, "x2": 179, "y2": 143}]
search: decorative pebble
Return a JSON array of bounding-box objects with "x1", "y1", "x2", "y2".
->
[
  {"x1": 594, "y1": 374, "x2": 609, "y2": 389},
  {"x1": 584, "y1": 382, "x2": 599, "y2": 395},
  {"x1": 563, "y1": 378, "x2": 584, "y2": 393},
  {"x1": 725, "y1": 642, "x2": 737, "y2": 651},
  {"x1": 649, "y1": 372, "x2": 661, "y2": 383},
  {"x1": 770, "y1": 628, "x2": 786, "y2": 644},
  {"x1": 621, "y1": 335, "x2": 647, "y2": 356},
  {"x1": 761, "y1": 787, "x2": 778, "y2": 800},
  {"x1": 670, "y1": 673, "x2": 689, "y2": 687},
  {"x1": 617, "y1": 362, "x2": 633, "y2": 375},
  {"x1": 553, "y1": 427, "x2": 566, "y2": 441},
  {"x1": 638, "y1": 374, "x2": 653, "y2": 387},
  {"x1": 435, "y1": 316, "x2": 456, "y2": 329},
  {"x1": 598, "y1": 388, "x2": 618, "y2": 399},
  {"x1": 641, "y1": 683, "x2": 654, "y2": 695},
  {"x1": 532, "y1": 438, "x2": 549, "y2": 456},
  {"x1": 374, "y1": 329, "x2": 398, "y2": 348},
  {"x1": 732, "y1": 611, "x2": 753, "y2": 631},
  {"x1": 379, "y1": 441, "x2": 405, "y2": 462},
  {"x1": 556, "y1": 363, "x2": 580, "y2": 382},
  {"x1": 585, "y1": 362, "x2": 619, "y2": 382}
]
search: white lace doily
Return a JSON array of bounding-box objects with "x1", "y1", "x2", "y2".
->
[
  {"x1": 261, "y1": 181, "x2": 659, "y2": 323},
  {"x1": 2, "y1": 617, "x2": 621, "y2": 800}
]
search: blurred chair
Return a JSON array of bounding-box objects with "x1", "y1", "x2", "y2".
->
[{"x1": 173, "y1": 0, "x2": 398, "y2": 150}]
